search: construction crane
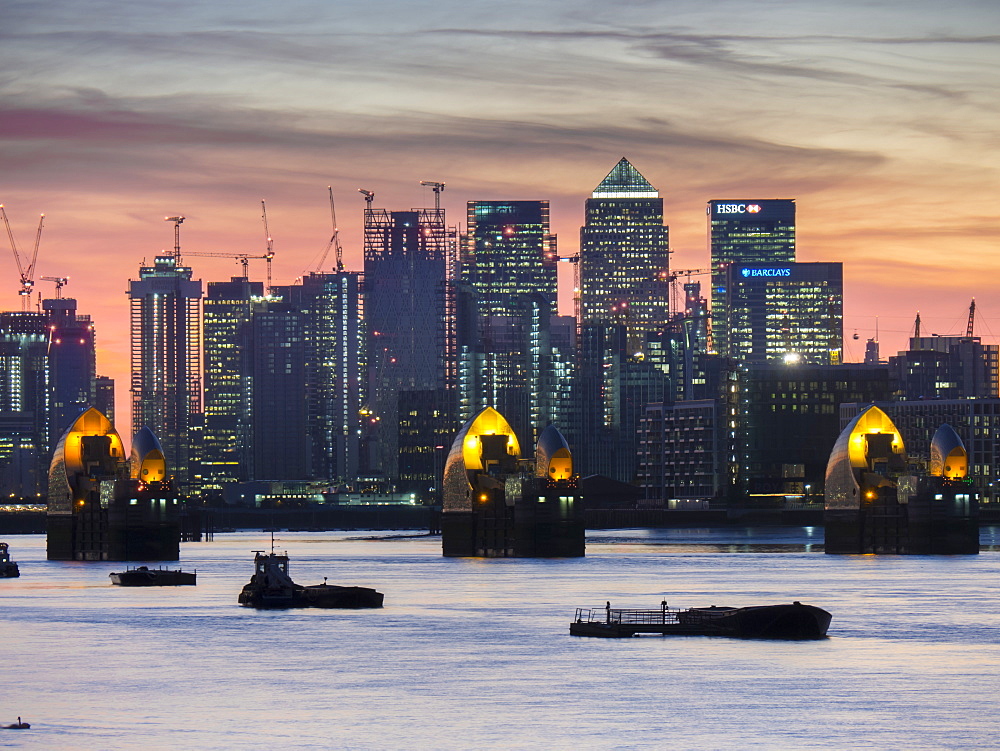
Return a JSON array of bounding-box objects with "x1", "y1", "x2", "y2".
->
[
  {"x1": 967, "y1": 299, "x2": 976, "y2": 338},
  {"x1": 419, "y1": 181, "x2": 446, "y2": 210},
  {"x1": 1, "y1": 205, "x2": 45, "y2": 311},
  {"x1": 260, "y1": 200, "x2": 275, "y2": 291},
  {"x1": 165, "y1": 214, "x2": 273, "y2": 289},
  {"x1": 359, "y1": 188, "x2": 374, "y2": 210},
  {"x1": 40, "y1": 276, "x2": 69, "y2": 298},
  {"x1": 165, "y1": 215, "x2": 185, "y2": 261},
  {"x1": 311, "y1": 186, "x2": 343, "y2": 273},
  {"x1": 667, "y1": 267, "x2": 709, "y2": 315}
]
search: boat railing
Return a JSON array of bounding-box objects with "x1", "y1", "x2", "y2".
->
[{"x1": 574, "y1": 607, "x2": 682, "y2": 626}]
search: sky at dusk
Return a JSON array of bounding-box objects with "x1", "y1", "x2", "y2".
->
[{"x1": 3, "y1": 0, "x2": 1000, "y2": 425}]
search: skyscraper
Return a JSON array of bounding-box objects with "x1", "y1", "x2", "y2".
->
[
  {"x1": 726, "y1": 261, "x2": 843, "y2": 365},
  {"x1": 709, "y1": 199, "x2": 796, "y2": 357},
  {"x1": 580, "y1": 158, "x2": 670, "y2": 338},
  {"x1": 574, "y1": 159, "x2": 670, "y2": 481},
  {"x1": 43, "y1": 298, "x2": 96, "y2": 441},
  {"x1": 463, "y1": 201, "x2": 557, "y2": 316},
  {"x1": 248, "y1": 299, "x2": 309, "y2": 481},
  {"x1": 0, "y1": 311, "x2": 50, "y2": 498},
  {"x1": 128, "y1": 254, "x2": 203, "y2": 493},
  {"x1": 202, "y1": 277, "x2": 264, "y2": 489},
  {"x1": 460, "y1": 201, "x2": 558, "y2": 444},
  {"x1": 273, "y1": 271, "x2": 364, "y2": 483},
  {"x1": 364, "y1": 206, "x2": 453, "y2": 483}
]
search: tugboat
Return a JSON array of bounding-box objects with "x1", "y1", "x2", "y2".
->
[
  {"x1": 0, "y1": 542, "x2": 19, "y2": 578},
  {"x1": 238, "y1": 549, "x2": 384, "y2": 609},
  {"x1": 109, "y1": 565, "x2": 196, "y2": 586},
  {"x1": 570, "y1": 600, "x2": 831, "y2": 639}
]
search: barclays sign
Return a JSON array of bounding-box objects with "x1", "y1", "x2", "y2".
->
[{"x1": 741, "y1": 268, "x2": 791, "y2": 277}]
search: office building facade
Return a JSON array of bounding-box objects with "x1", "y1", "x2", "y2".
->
[
  {"x1": 202, "y1": 277, "x2": 264, "y2": 489},
  {"x1": 128, "y1": 255, "x2": 203, "y2": 493},
  {"x1": 709, "y1": 199, "x2": 795, "y2": 356},
  {"x1": 364, "y1": 207, "x2": 454, "y2": 483},
  {"x1": 0, "y1": 311, "x2": 50, "y2": 498},
  {"x1": 725, "y1": 261, "x2": 843, "y2": 365},
  {"x1": 580, "y1": 158, "x2": 670, "y2": 337}
]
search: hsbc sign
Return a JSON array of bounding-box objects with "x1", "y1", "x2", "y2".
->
[{"x1": 716, "y1": 203, "x2": 762, "y2": 214}]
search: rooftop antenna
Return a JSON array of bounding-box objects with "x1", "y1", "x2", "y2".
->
[
  {"x1": 165, "y1": 216, "x2": 185, "y2": 263},
  {"x1": 419, "y1": 181, "x2": 446, "y2": 210},
  {"x1": 914, "y1": 311, "x2": 921, "y2": 340},
  {"x1": 966, "y1": 299, "x2": 976, "y2": 338}
]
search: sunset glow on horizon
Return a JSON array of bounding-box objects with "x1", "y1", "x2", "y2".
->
[{"x1": 3, "y1": 0, "x2": 999, "y2": 423}]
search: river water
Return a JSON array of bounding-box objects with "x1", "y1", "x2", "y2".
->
[{"x1": 2, "y1": 528, "x2": 999, "y2": 750}]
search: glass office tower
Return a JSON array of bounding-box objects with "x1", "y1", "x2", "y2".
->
[
  {"x1": 580, "y1": 157, "x2": 670, "y2": 337},
  {"x1": 709, "y1": 199, "x2": 795, "y2": 357}
]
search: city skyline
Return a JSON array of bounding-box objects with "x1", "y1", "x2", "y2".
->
[{"x1": 3, "y1": 0, "x2": 999, "y2": 427}]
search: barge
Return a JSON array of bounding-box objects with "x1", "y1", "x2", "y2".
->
[
  {"x1": 238, "y1": 549, "x2": 383, "y2": 609},
  {"x1": 110, "y1": 566, "x2": 196, "y2": 586},
  {"x1": 0, "y1": 542, "x2": 20, "y2": 578},
  {"x1": 571, "y1": 601, "x2": 831, "y2": 639}
]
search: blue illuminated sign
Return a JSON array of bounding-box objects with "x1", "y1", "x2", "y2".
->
[{"x1": 741, "y1": 268, "x2": 791, "y2": 277}]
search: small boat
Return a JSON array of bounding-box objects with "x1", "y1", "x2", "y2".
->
[
  {"x1": 110, "y1": 566, "x2": 196, "y2": 586},
  {"x1": 238, "y1": 549, "x2": 383, "y2": 609},
  {"x1": 570, "y1": 601, "x2": 831, "y2": 639},
  {"x1": 0, "y1": 542, "x2": 19, "y2": 578}
]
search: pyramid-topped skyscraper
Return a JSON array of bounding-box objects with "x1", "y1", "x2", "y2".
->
[
  {"x1": 592, "y1": 157, "x2": 659, "y2": 198},
  {"x1": 580, "y1": 157, "x2": 669, "y2": 332}
]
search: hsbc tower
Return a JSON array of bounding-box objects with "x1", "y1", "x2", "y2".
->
[{"x1": 708, "y1": 199, "x2": 796, "y2": 357}]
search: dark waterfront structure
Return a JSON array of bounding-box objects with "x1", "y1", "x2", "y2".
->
[
  {"x1": 0, "y1": 311, "x2": 50, "y2": 498},
  {"x1": 364, "y1": 205, "x2": 454, "y2": 486},
  {"x1": 128, "y1": 248, "x2": 203, "y2": 494},
  {"x1": 709, "y1": 199, "x2": 795, "y2": 357},
  {"x1": 889, "y1": 334, "x2": 999, "y2": 400},
  {"x1": 825, "y1": 406, "x2": 978, "y2": 554},
  {"x1": 636, "y1": 362, "x2": 892, "y2": 507},
  {"x1": 441, "y1": 408, "x2": 583, "y2": 557},
  {"x1": 47, "y1": 408, "x2": 181, "y2": 561},
  {"x1": 726, "y1": 262, "x2": 843, "y2": 365}
]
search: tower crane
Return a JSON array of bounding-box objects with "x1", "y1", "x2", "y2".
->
[
  {"x1": 260, "y1": 199, "x2": 275, "y2": 291},
  {"x1": 40, "y1": 276, "x2": 69, "y2": 298},
  {"x1": 311, "y1": 186, "x2": 343, "y2": 273},
  {"x1": 165, "y1": 214, "x2": 273, "y2": 289},
  {"x1": 165, "y1": 215, "x2": 184, "y2": 262},
  {"x1": 667, "y1": 267, "x2": 709, "y2": 315},
  {"x1": 359, "y1": 189, "x2": 374, "y2": 210},
  {"x1": 419, "y1": 181, "x2": 446, "y2": 210},
  {"x1": 1, "y1": 205, "x2": 45, "y2": 311}
]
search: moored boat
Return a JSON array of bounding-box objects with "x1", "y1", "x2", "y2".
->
[
  {"x1": 238, "y1": 549, "x2": 383, "y2": 609},
  {"x1": 570, "y1": 601, "x2": 831, "y2": 639},
  {"x1": 0, "y1": 542, "x2": 20, "y2": 578},
  {"x1": 110, "y1": 565, "x2": 196, "y2": 586}
]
